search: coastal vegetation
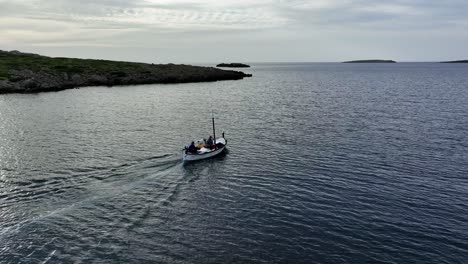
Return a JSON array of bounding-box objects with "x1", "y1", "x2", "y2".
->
[{"x1": 0, "y1": 50, "x2": 252, "y2": 94}]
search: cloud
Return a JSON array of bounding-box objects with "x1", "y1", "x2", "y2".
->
[
  {"x1": 2, "y1": 0, "x2": 468, "y2": 34},
  {"x1": 1, "y1": 0, "x2": 288, "y2": 30},
  {"x1": 0, "y1": 0, "x2": 294, "y2": 48},
  {"x1": 0, "y1": 0, "x2": 467, "y2": 61}
]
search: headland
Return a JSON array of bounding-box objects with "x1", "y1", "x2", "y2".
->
[{"x1": 0, "y1": 50, "x2": 252, "y2": 94}]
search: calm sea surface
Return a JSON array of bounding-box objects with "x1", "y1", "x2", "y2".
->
[{"x1": 1, "y1": 63, "x2": 467, "y2": 263}]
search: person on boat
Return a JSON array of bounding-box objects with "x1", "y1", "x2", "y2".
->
[
  {"x1": 198, "y1": 139, "x2": 206, "y2": 148},
  {"x1": 188, "y1": 141, "x2": 198, "y2": 154},
  {"x1": 206, "y1": 136, "x2": 214, "y2": 149}
]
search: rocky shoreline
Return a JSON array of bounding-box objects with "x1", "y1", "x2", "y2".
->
[{"x1": 0, "y1": 50, "x2": 252, "y2": 94}]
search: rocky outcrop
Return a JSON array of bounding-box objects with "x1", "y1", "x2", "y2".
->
[
  {"x1": 216, "y1": 63, "x2": 250, "y2": 68},
  {"x1": 343, "y1": 60, "x2": 396, "y2": 63},
  {"x1": 0, "y1": 50, "x2": 252, "y2": 94}
]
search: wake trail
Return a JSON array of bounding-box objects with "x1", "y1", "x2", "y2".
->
[{"x1": 0, "y1": 155, "x2": 184, "y2": 240}]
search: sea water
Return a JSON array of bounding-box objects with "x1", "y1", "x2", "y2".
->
[{"x1": 1, "y1": 63, "x2": 467, "y2": 263}]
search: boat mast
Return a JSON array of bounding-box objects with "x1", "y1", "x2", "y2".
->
[{"x1": 212, "y1": 114, "x2": 216, "y2": 146}]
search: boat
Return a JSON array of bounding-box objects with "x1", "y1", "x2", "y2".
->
[{"x1": 183, "y1": 116, "x2": 228, "y2": 162}]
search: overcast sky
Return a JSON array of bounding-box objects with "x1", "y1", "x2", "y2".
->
[{"x1": 1, "y1": 0, "x2": 467, "y2": 63}]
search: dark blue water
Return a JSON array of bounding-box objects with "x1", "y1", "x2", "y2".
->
[{"x1": 1, "y1": 63, "x2": 467, "y2": 263}]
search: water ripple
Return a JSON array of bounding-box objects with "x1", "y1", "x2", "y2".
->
[{"x1": 1, "y1": 63, "x2": 468, "y2": 263}]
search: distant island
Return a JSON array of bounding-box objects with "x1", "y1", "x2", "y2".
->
[
  {"x1": 441, "y1": 60, "x2": 468, "y2": 63},
  {"x1": 0, "y1": 50, "x2": 252, "y2": 94},
  {"x1": 216, "y1": 63, "x2": 250, "y2": 68},
  {"x1": 343, "y1": 60, "x2": 396, "y2": 63}
]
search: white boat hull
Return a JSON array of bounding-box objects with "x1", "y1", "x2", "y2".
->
[{"x1": 183, "y1": 138, "x2": 227, "y2": 161}]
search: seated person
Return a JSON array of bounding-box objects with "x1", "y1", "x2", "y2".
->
[
  {"x1": 187, "y1": 142, "x2": 198, "y2": 154},
  {"x1": 206, "y1": 136, "x2": 214, "y2": 149}
]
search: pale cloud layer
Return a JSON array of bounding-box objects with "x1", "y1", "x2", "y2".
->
[{"x1": 1, "y1": 0, "x2": 467, "y2": 62}]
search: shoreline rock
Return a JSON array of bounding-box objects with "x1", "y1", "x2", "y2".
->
[{"x1": 0, "y1": 50, "x2": 252, "y2": 94}]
